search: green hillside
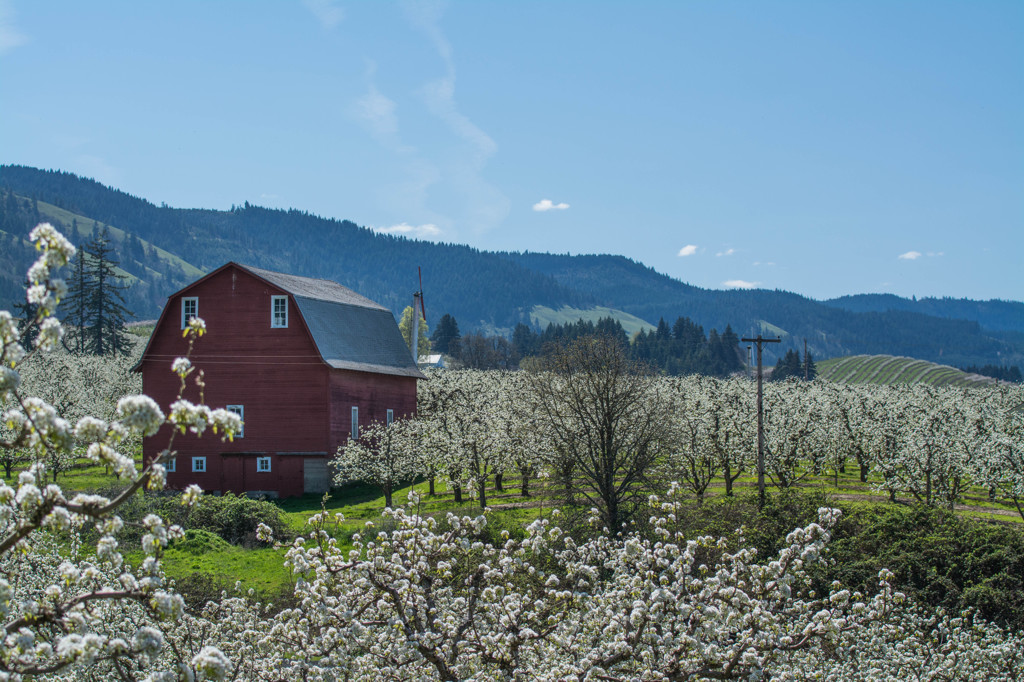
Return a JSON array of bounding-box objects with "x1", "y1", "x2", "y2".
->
[
  {"x1": 529, "y1": 305, "x2": 656, "y2": 337},
  {"x1": 3, "y1": 164, "x2": 1024, "y2": 369},
  {"x1": 818, "y1": 355, "x2": 997, "y2": 387}
]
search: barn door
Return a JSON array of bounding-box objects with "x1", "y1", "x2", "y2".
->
[{"x1": 303, "y1": 458, "x2": 330, "y2": 494}]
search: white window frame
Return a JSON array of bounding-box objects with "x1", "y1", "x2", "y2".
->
[
  {"x1": 271, "y1": 295, "x2": 288, "y2": 328},
  {"x1": 165, "y1": 457, "x2": 176, "y2": 473},
  {"x1": 192, "y1": 456, "x2": 206, "y2": 473},
  {"x1": 181, "y1": 297, "x2": 198, "y2": 329},
  {"x1": 351, "y1": 406, "x2": 359, "y2": 439},
  {"x1": 256, "y1": 456, "x2": 271, "y2": 473},
  {"x1": 226, "y1": 405, "x2": 244, "y2": 438},
  {"x1": 386, "y1": 409, "x2": 394, "y2": 425}
]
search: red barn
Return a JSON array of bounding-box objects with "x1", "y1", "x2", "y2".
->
[{"x1": 136, "y1": 263, "x2": 424, "y2": 498}]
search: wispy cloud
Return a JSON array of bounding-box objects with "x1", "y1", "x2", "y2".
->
[
  {"x1": 898, "y1": 251, "x2": 922, "y2": 260},
  {"x1": 753, "y1": 261, "x2": 775, "y2": 267},
  {"x1": 926, "y1": 251, "x2": 944, "y2": 257},
  {"x1": 677, "y1": 244, "x2": 698, "y2": 257},
  {"x1": 533, "y1": 199, "x2": 569, "y2": 212},
  {"x1": 403, "y1": 0, "x2": 509, "y2": 234},
  {"x1": 0, "y1": 0, "x2": 28, "y2": 54},
  {"x1": 723, "y1": 279, "x2": 759, "y2": 289},
  {"x1": 303, "y1": 0, "x2": 345, "y2": 29},
  {"x1": 352, "y1": 82, "x2": 406, "y2": 150},
  {"x1": 716, "y1": 248, "x2": 735, "y2": 257},
  {"x1": 373, "y1": 222, "x2": 443, "y2": 239}
]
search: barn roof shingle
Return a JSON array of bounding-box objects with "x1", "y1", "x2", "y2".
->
[{"x1": 238, "y1": 264, "x2": 425, "y2": 379}]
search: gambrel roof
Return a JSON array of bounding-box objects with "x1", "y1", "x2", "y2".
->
[
  {"x1": 139, "y1": 263, "x2": 424, "y2": 379},
  {"x1": 236, "y1": 264, "x2": 425, "y2": 379}
]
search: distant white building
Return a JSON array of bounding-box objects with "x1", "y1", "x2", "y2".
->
[{"x1": 419, "y1": 353, "x2": 446, "y2": 368}]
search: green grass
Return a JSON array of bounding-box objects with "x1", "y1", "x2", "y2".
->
[
  {"x1": 529, "y1": 305, "x2": 657, "y2": 338},
  {"x1": 48, "y1": 446, "x2": 1021, "y2": 605}
]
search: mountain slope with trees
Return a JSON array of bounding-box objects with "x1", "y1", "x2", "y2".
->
[{"x1": 1, "y1": 164, "x2": 1021, "y2": 367}]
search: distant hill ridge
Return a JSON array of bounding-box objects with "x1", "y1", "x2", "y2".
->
[{"x1": 1, "y1": 164, "x2": 1021, "y2": 368}]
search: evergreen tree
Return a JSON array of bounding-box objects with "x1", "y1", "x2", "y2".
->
[
  {"x1": 772, "y1": 349, "x2": 803, "y2": 381},
  {"x1": 61, "y1": 229, "x2": 133, "y2": 355},
  {"x1": 511, "y1": 322, "x2": 537, "y2": 360},
  {"x1": 62, "y1": 247, "x2": 91, "y2": 354},
  {"x1": 803, "y1": 352, "x2": 817, "y2": 381},
  {"x1": 430, "y1": 313, "x2": 461, "y2": 355},
  {"x1": 85, "y1": 229, "x2": 133, "y2": 355}
]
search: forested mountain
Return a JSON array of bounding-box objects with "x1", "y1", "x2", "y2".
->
[
  {"x1": 0, "y1": 165, "x2": 589, "y2": 330},
  {"x1": 824, "y1": 294, "x2": 1024, "y2": 333},
  {"x1": 1, "y1": 164, "x2": 1021, "y2": 368},
  {"x1": 500, "y1": 252, "x2": 1024, "y2": 367}
]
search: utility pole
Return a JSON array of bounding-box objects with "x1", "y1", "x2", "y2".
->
[{"x1": 742, "y1": 334, "x2": 781, "y2": 509}]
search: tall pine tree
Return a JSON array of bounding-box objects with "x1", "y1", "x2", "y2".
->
[{"x1": 61, "y1": 229, "x2": 133, "y2": 355}]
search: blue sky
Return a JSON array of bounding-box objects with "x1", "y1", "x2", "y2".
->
[{"x1": 1, "y1": 1, "x2": 1021, "y2": 301}]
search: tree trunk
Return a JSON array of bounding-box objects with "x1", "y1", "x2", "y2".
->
[
  {"x1": 723, "y1": 461, "x2": 733, "y2": 496},
  {"x1": 494, "y1": 472, "x2": 503, "y2": 492},
  {"x1": 478, "y1": 478, "x2": 487, "y2": 509},
  {"x1": 521, "y1": 471, "x2": 530, "y2": 497},
  {"x1": 453, "y1": 484, "x2": 462, "y2": 503},
  {"x1": 859, "y1": 462, "x2": 869, "y2": 483},
  {"x1": 428, "y1": 475, "x2": 435, "y2": 496}
]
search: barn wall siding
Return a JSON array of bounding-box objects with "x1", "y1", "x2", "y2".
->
[
  {"x1": 141, "y1": 265, "x2": 418, "y2": 498},
  {"x1": 329, "y1": 370, "x2": 419, "y2": 449}
]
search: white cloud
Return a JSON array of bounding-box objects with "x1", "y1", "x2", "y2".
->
[
  {"x1": 753, "y1": 261, "x2": 775, "y2": 267},
  {"x1": 0, "y1": 0, "x2": 27, "y2": 54},
  {"x1": 533, "y1": 199, "x2": 570, "y2": 212},
  {"x1": 716, "y1": 248, "x2": 735, "y2": 257},
  {"x1": 373, "y1": 222, "x2": 443, "y2": 239},
  {"x1": 898, "y1": 251, "x2": 922, "y2": 260},
  {"x1": 303, "y1": 0, "x2": 345, "y2": 29},
  {"x1": 926, "y1": 251, "x2": 944, "y2": 257},
  {"x1": 404, "y1": 1, "x2": 509, "y2": 235},
  {"x1": 353, "y1": 88, "x2": 403, "y2": 147},
  {"x1": 723, "y1": 279, "x2": 759, "y2": 289},
  {"x1": 677, "y1": 244, "x2": 698, "y2": 257}
]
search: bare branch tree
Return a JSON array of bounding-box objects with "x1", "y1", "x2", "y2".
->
[{"x1": 527, "y1": 336, "x2": 668, "y2": 534}]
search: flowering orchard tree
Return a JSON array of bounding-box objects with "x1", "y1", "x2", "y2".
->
[
  {"x1": 238, "y1": 485, "x2": 1024, "y2": 681},
  {"x1": 417, "y1": 369, "x2": 510, "y2": 508},
  {"x1": 0, "y1": 224, "x2": 240, "y2": 680},
  {"x1": 334, "y1": 418, "x2": 423, "y2": 508},
  {"x1": 659, "y1": 380, "x2": 719, "y2": 502}
]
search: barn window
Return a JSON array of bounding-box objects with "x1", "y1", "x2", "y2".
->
[
  {"x1": 271, "y1": 295, "x2": 288, "y2": 328},
  {"x1": 166, "y1": 457, "x2": 176, "y2": 473},
  {"x1": 181, "y1": 297, "x2": 198, "y2": 329},
  {"x1": 227, "y1": 405, "x2": 244, "y2": 438},
  {"x1": 192, "y1": 457, "x2": 206, "y2": 473},
  {"x1": 351, "y1": 406, "x2": 359, "y2": 439},
  {"x1": 256, "y1": 456, "x2": 271, "y2": 472}
]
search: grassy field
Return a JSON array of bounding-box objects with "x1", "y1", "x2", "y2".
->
[
  {"x1": 529, "y1": 305, "x2": 657, "y2": 337},
  {"x1": 818, "y1": 354, "x2": 996, "y2": 387},
  {"x1": 45, "y1": 450, "x2": 1021, "y2": 604}
]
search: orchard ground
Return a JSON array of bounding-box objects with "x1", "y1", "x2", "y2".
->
[{"x1": 43, "y1": 452, "x2": 1024, "y2": 612}]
